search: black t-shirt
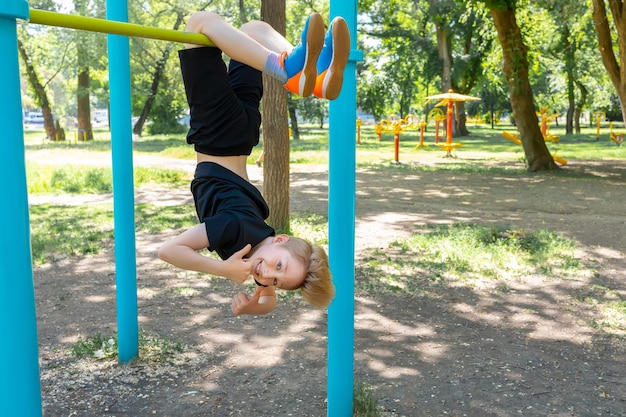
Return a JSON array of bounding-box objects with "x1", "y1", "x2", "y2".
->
[{"x1": 191, "y1": 162, "x2": 275, "y2": 260}]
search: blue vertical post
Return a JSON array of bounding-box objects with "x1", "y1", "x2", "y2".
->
[
  {"x1": 106, "y1": 0, "x2": 138, "y2": 362},
  {"x1": 0, "y1": 1, "x2": 43, "y2": 416},
  {"x1": 327, "y1": 0, "x2": 361, "y2": 416}
]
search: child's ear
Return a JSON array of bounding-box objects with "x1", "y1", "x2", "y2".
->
[{"x1": 273, "y1": 234, "x2": 290, "y2": 243}]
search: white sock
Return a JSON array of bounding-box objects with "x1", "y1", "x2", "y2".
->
[{"x1": 263, "y1": 51, "x2": 287, "y2": 83}]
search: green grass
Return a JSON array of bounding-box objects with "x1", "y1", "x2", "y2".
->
[
  {"x1": 280, "y1": 213, "x2": 329, "y2": 245},
  {"x1": 359, "y1": 223, "x2": 586, "y2": 295},
  {"x1": 23, "y1": 122, "x2": 626, "y2": 169},
  {"x1": 24, "y1": 128, "x2": 114, "y2": 150},
  {"x1": 289, "y1": 123, "x2": 626, "y2": 165},
  {"x1": 576, "y1": 285, "x2": 626, "y2": 336},
  {"x1": 355, "y1": 124, "x2": 626, "y2": 165},
  {"x1": 71, "y1": 329, "x2": 186, "y2": 362},
  {"x1": 29, "y1": 204, "x2": 197, "y2": 265},
  {"x1": 353, "y1": 381, "x2": 382, "y2": 417},
  {"x1": 357, "y1": 222, "x2": 626, "y2": 335},
  {"x1": 30, "y1": 204, "x2": 116, "y2": 264},
  {"x1": 27, "y1": 163, "x2": 188, "y2": 194}
]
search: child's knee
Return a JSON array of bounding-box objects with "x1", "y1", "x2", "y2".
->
[
  {"x1": 240, "y1": 20, "x2": 273, "y2": 39},
  {"x1": 186, "y1": 11, "x2": 222, "y2": 33}
]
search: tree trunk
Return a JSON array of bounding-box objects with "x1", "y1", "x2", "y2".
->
[
  {"x1": 238, "y1": 0, "x2": 248, "y2": 23},
  {"x1": 437, "y1": 27, "x2": 452, "y2": 91},
  {"x1": 490, "y1": 7, "x2": 557, "y2": 172},
  {"x1": 563, "y1": 24, "x2": 575, "y2": 135},
  {"x1": 591, "y1": 0, "x2": 626, "y2": 123},
  {"x1": 455, "y1": 101, "x2": 469, "y2": 136},
  {"x1": 17, "y1": 39, "x2": 57, "y2": 140},
  {"x1": 261, "y1": 0, "x2": 290, "y2": 231},
  {"x1": 76, "y1": 64, "x2": 93, "y2": 141},
  {"x1": 75, "y1": 0, "x2": 93, "y2": 141},
  {"x1": 428, "y1": 0, "x2": 452, "y2": 92},
  {"x1": 287, "y1": 98, "x2": 300, "y2": 140},
  {"x1": 565, "y1": 69, "x2": 575, "y2": 135},
  {"x1": 133, "y1": 12, "x2": 184, "y2": 136},
  {"x1": 574, "y1": 81, "x2": 588, "y2": 134}
]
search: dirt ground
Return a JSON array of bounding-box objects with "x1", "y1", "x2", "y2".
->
[{"x1": 29, "y1": 148, "x2": 626, "y2": 417}]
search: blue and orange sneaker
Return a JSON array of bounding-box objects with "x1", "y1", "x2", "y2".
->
[
  {"x1": 313, "y1": 16, "x2": 350, "y2": 100},
  {"x1": 282, "y1": 13, "x2": 324, "y2": 97}
]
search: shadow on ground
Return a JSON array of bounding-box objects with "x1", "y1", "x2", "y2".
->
[{"x1": 36, "y1": 160, "x2": 625, "y2": 416}]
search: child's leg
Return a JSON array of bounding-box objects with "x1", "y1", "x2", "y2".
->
[
  {"x1": 185, "y1": 12, "x2": 271, "y2": 72},
  {"x1": 239, "y1": 20, "x2": 293, "y2": 54},
  {"x1": 238, "y1": 15, "x2": 326, "y2": 98},
  {"x1": 185, "y1": 11, "x2": 325, "y2": 98}
]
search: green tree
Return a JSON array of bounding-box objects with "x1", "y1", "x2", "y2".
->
[
  {"x1": 359, "y1": 0, "x2": 492, "y2": 135},
  {"x1": 129, "y1": 0, "x2": 218, "y2": 136},
  {"x1": 480, "y1": 0, "x2": 558, "y2": 171},
  {"x1": 532, "y1": 0, "x2": 596, "y2": 135},
  {"x1": 17, "y1": 37, "x2": 57, "y2": 140},
  {"x1": 591, "y1": 0, "x2": 626, "y2": 123},
  {"x1": 358, "y1": 0, "x2": 438, "y2": 118},
  {"x1": 287, "y1": 95, "x2": 301, "y2": 139},
  {"x1": 18, "y1": 0, "x2": 62, "y2": 140},
  {"x1": 298, "y1": 96, "x2": 328, "y2": 127},
  {"x1": 131, "y1": 10, "x2": 185, "y2": 136},
  {"x1": 448, "y1": 2, "x2": 494, "y2": 135},
  {"x1": 357, "y1": 74, "x2": 390, "y2": 122}
]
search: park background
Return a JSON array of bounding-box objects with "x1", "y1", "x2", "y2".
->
[{"x1": 15, "y1": 0, "x2": 626, "y2": 416}]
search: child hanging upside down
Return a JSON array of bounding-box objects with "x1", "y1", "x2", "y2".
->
[{"x1": 158, "y1": 11, "x2": 350, "y2": 316}]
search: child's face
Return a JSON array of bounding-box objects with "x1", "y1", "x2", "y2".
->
[{"x1": 250, "y1": 243, "x2": 306, "y2": 290}]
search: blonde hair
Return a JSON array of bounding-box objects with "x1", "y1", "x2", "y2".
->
[{"x1": 282, "y1": 237, "x2": 335, "y2": 308}]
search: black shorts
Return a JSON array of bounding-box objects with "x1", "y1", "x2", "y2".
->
[{"x1": 179, "y1": 47, "x2": 263, "y2": 156}]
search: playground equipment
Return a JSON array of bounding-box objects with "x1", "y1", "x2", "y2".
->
[
  {"x1": 593, "y1": 111, "x2": 624, "y2": 145},
  {"x1": 427, "y1": 107, "x2": 446, "y2": 143},
  {"x1": 375, "y1": 114, "x2": 424, "y2": 162},
  {"x1": 415, "y1": 120, "x2": 428, "y2": 149},
  {"x1": 390, "y1": 115, "x2": 408, "y2": 163},
  {"x1": 593, "y1": 111, "x2": 606, "y2": 141},
  {"x1": 404, "y1": 113, "x2": 420, "y2": 129},
  {"x1": 501, "y1": 131, "x2": 567, "y2": 165},
  {"x1": 502, "y1": 131, "x2": 522, "y2": 145},
  {"x1": 356, "y1": 117, "x2": 361, "y2": 144},
  {"x1": 609, "y1": 121, "x2": 625, "y2": 145},
  {"x1": 2, "y1": 3, "x2": 360, "y2": 416},
  {"x1": 536, "y1": 107, "x2": 559, "y2": 143},
  {"x1": 425, "y1": 89, "x2": 480, "y2": 157},
  {"x1": 374, "y1": 119, "x2": 384, "y2": 141},
  {"x1": 29, "y1": 8, "x2": 215, "y2": 46}
]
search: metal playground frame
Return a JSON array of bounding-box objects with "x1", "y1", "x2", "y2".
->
[{"x1": 0, "y1": 1, "x2": 360, "y2": 416}]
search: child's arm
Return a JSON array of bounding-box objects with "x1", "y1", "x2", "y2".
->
[
  {"x1": 158, "y1": 223, "x2": 252, "y2": 284},
  {"x1": 231, "y1": 286, "x2": 277, "y2": 316}
]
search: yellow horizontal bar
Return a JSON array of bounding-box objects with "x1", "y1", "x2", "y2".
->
[{"x1": 28, "y1": 9, "x2": 214, "y2": 47}]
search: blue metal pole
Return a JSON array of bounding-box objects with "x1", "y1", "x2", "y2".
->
[
  {"x1": 106, "y1": 0, "x2": 138, "y2": 363},
  {"x1": 327, "y1": 1, "x2": 361, "y2": 415},
  {"x1": 0, "y1": 1, "x2": 43, "y2": 416}
]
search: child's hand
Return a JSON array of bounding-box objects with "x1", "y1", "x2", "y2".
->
[
  {"x1": 223, "y1": 244, "x2": 252, "y2": 283},
  {"x1": 231, "y1": 286, "x2": 262, "y2": 316},
  {"x1": 231, "y1": 286, "x2": 277, "y2": 316}
]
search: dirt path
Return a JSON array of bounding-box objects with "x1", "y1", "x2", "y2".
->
[{"x1": 31, "y1": 152, "x2": 626, "y2": 417}]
